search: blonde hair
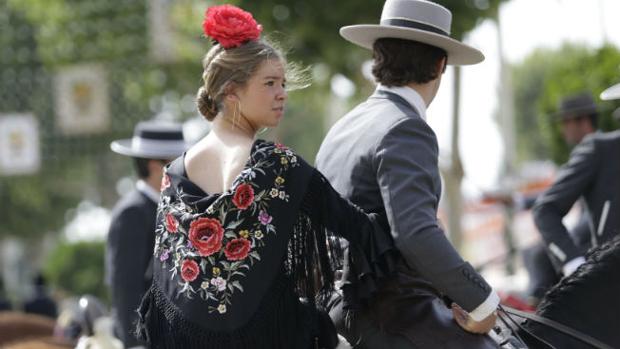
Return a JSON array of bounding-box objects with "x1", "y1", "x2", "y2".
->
[{"x1": 196, "y1": 38, "x2": 309, "y2": 121}]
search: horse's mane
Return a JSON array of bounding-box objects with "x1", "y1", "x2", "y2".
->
[
  {"x1": 524, "y1": 235, "x2": 620, "y2": 347},
  {"x1": 537, "y1": 235, "x2": 620, "y2": 316}
]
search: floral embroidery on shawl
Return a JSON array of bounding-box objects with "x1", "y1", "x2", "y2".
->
[{"x1": 153, "y1": 141, "x2": 300, "y2": 314}]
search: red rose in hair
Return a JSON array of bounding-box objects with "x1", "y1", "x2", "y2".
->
[
  {"x1": 160, "y1": 174, "x2": 171, "y2": 191},
  {"x1": 232, "y1": 183, "x2": 254, "y2": 210},
  {"x1": 165, "y1": 213, "x2": 178, "y2": 233},
  {"x1": 189, "y1": 217, "x2": 224, "y2": 256},
  {"x1": 224, "y1": 238, "x2": 251, "y2": 261},
  {"x1": 181, "y1": 259, "x2": 200, "y2": 282},
  {"x1": 202, "y1": 5, "x2": 263, "y2": 49}
]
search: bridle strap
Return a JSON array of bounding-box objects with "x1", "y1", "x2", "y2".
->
[{"x1": 502, "y1": 306, "x2": 614, "y2": 349}]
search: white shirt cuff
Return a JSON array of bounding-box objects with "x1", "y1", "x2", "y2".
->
[
  {"x1": 562, "y1": 257, "x2": 586, "y2": 276},
  {"x1": 468, "y1": 291, "x2": 500, "y2": 322}
]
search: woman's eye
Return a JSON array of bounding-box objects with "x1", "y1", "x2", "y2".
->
[{"x1": 265, "y1": 81, "x2": 275, "y2": 86}]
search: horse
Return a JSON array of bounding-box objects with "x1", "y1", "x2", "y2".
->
[
  {"x1": 0, "y1": 311, "x2": 56, "y2": 346},
  {"x1": 499, "y1": 235, "x2": 620, "y2": 349}
]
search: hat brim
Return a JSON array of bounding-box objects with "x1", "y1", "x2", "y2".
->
[
  {"x1": 340, "y1": 25, "x2": 484, "y2": 66},
  {"x1": 110, "y1": 139, "x2": 187, "y2": 159},
  {"x1": 601, "y1": 82, "x2": 620, "y2": 101}
]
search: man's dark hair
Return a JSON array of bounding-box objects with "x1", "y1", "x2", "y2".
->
[
  {"x1": 372, "y1": 38, "x2": 447, "y2": 86},
  {"x1": 133, "y1": 158, "x2": 167, "y2": 179}
]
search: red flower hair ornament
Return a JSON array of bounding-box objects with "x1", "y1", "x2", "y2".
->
[{"x1": 202, "y1": 5, "x2": 263, "y2": 49}]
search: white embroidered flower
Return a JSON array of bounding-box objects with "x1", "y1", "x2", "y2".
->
[
  {"x1": 201, "y1": 281, "x2": 210, "y2": 290},
  {"x1": 290, "y1": 156, "x2": 297, "y2": 164},
  {"x1": 217, "y1": 304, "x2": 227, "y2": 314},
  {"x1": 278, "y1": 191, "x2": 286, "y2": 199},
  {"x1": 255, "y1": 230, "x2": 264, "y2": 239},
  {"x1": 269, "y1": 188, "x2": 279, "y2": 198},
  {"x1": 211, "y1": 276, "x2": 227, "y2": 292}
]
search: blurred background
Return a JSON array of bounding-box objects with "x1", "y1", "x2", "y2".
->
[{"x1": 1, "y1": 0, "x2": 619, "y2": 335}]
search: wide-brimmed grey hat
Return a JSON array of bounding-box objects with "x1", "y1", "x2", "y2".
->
[
  {"x1": 110, "y1": 121, "x2": 188, "y2": 159},
  {"x1": 601, "y1": 82, "x2": 620, "y2": 101},
  {"x1": 555, "y1": 92, "x2": 598, "y2": 120},
  {"x1": 339, "y1": 0, "x2": 484, "y2": 65}
]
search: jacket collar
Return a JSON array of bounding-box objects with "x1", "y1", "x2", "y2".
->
[{"x1": 371, "y1": 85, "x2": 427, "y2": 120}]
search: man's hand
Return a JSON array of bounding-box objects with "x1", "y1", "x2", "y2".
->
[{"x1": 451, "y1": 303, "x2": 497, "y2": 334}]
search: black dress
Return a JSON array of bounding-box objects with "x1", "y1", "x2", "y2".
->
[{"x1": 136, "y1": 140, "x2": 398, "y2": 348}]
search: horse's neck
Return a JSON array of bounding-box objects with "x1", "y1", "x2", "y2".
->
[{"x1": 523, "y1": 236, "x2": 620, "y2": 348}]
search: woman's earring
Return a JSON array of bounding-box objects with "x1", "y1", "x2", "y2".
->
[{"x1": 232, "y1": 100, "x2": 240, "y2": 129}]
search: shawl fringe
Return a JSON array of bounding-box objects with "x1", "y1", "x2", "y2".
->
[{"x1": 136, "y1": 273, "x2": 336, "y2": 349}]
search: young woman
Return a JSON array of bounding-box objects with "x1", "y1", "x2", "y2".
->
[{"x1": 136, "y1": 5, "x2": 397, "y2": 348}]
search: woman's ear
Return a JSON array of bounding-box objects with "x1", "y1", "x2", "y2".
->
[{"x1": 223, "y1": 82, "x2": 239, "y2": 102}]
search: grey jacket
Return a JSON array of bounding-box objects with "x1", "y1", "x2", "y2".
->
[
  {"x1": 533, "y1": 130, "x2": 620, "y2": 267},
  {"x1": 316, "y1": 89, "x2": 492, "y2": 313},
  {"x1": 105, "y1": 189, "x2": 157, "y2": 347}
]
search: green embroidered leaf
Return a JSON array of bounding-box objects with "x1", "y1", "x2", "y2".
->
[
  {"x1": 226, "y1": 219, "x2": 244, "y2": 229},
  {"x1": 200, "y1": 259, "x2": 208, "y2": 273},
  {"x1": 231, "y1": 281, "x2": 244, "y2": 292}
]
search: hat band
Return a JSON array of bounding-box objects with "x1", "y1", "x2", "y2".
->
[{"x1": 380, "y1": 18, "x2": 449, "y2": 37}]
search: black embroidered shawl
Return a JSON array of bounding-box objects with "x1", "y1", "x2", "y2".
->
[{"x1": 136, "y1": 140, "x2": 398, "y2": 349}]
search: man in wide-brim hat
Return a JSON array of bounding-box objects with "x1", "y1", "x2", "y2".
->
[
  {"x1": 521, "y1": 92, "x2": 598, "y2": 308},
  {"x1": 317, "y1": 0, "x2": 499, "y2": 348},
  {"x1": 105, "y1": 121, "x2": 187, "y2": 348},
  {"x1": 533, "y1": 84, "x2": 620, "y2": 314}
]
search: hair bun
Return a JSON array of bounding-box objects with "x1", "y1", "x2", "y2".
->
[{"x1": 197, "y1": 87, "x2": 218, "y2": 121}]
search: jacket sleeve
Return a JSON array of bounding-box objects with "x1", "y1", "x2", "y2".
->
[
  {"x1": 106, "y1": 206, "x2": 153, "y2": 346},
  {"x1": 374, "y1": 116, "x2": 493, "y2": 313},
  {"x1": 533, "y1": 135, "x2": 599, "y2": 267}
]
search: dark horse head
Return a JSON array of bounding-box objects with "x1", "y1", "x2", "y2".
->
[{"x1": 518, "y1": 235, "x2": 620, "y2": 348}]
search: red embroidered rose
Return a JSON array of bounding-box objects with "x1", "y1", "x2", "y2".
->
[
  {"x1": 224, "y1": 238, "x2": 251, "y2": 261},
  {"x1": 181, "y1": 259, "x2": 200, "y2": 282},
  {"x1": 189, "y1": 217, "x2": 224, "y2": 256},
  {"x1": 165, "y1": 213, "x2": 178, "y2": 233},
  {"x1": 202, "y1": 5, "x2": 263, "y2": 49},
  {"x1": 160, "y1": 174, "x2": 171, "y2": 191},
  {"x1": 232, "y1": 183, "x2": 254, "y2": 210}
]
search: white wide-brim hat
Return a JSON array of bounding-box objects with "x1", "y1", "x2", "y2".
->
[
  {"x1": 340, "y1": 0, "x2": 484, "y2": 65},
  {"x1": 601, "y1": 82, "x2": 620, "y2": 101},
  {"x1": 110, "y1": 121, "x2": 188, "y2": 159}
]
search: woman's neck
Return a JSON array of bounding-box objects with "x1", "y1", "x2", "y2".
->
[{"x1": 211, "y1": 113, "x2": 257, "y2": 140}]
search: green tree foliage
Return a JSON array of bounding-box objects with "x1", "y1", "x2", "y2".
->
[
  {"x1": 44, "y1": 241, "x2": 109, "y2": 301},
  {"x1": 0, "y1": 0, "x2": 200, "y2": 237},
  {"x1": 512, "y1": 44, "x2": 620, "y2": 164}
]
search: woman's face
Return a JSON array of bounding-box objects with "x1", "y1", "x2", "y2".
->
[{"x1": 234, "y1": 58, "x2": 287, "y2": 129}]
